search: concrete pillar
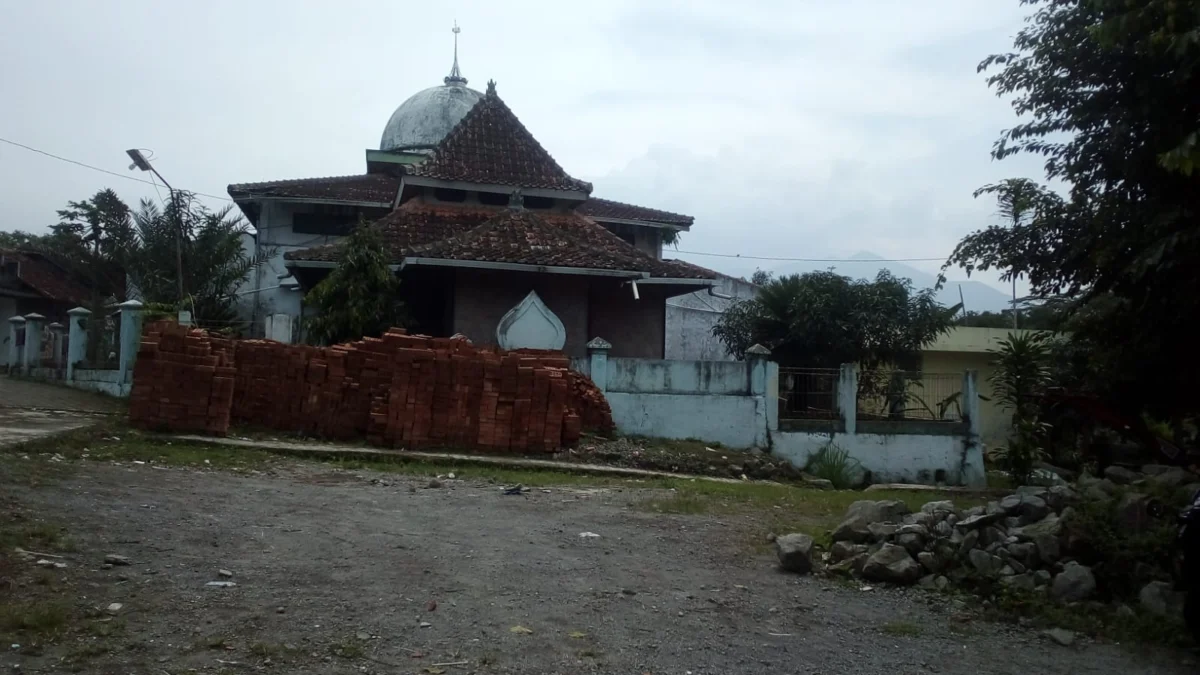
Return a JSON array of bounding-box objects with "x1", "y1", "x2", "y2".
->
[
  {"x1": 23, "y1": 313, "x2": 45, "y2": 371},
  {"x1": 585, "y1": 337, "x2": 611, "y2": 392},
  {"x1": 746, "y1": 344, "x2": 771, "y2": 447},
  {"x1": 66, "y1": 307, "x2": 90, "y2": 381},
  {"x1": 765, "y1": 360, "x2": 780, "y2": 432},
  {"x1": 961, "y1": 370, "x2": 986, "y2": 487},
  {"x1": 47, "y1": 323, "x2": 64, "y2": 369},
  {"x1": 837, "y1": 363, "x2": 859, "y2": 435},
  {"x1": 117, "y1": 300, "x2": 144, "y2": 383},
  {"x1": 7, "y1": 315, "x2": 25, "y2": 372}
]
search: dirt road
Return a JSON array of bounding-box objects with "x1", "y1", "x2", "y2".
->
[{"x1": 2, "y1": 459, "x2": 1192, "y2": 674}]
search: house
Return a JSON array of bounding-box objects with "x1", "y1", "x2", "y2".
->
[
  {"x1": 665, "y1": 273, "x2": 759, "y2": 360},
  {"x1": 921, "y1": 326, "x2": 1044, "y2": 450},
  {"x1": 0, "y1": 249, "x2": 93, "y2": 326},
  {"x1": 228, "y1": 49, "x2": 716, "y2": 357}
]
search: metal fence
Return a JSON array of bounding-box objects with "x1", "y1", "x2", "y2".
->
[
  {"x1": 856, "y1": 370, "x2": 964, "y2": 422},
  {"x1": 778, "y1": 367, "x2": 840, "y2": 419},
  {"x1": 81, "y1": 313, "x2": 120, "y2": 370}
]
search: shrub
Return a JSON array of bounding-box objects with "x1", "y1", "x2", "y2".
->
[{"x1": 805, "y1": 442, "x2": 863, "y2": 489}]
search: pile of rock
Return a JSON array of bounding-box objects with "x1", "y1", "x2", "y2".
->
[{"x1": 775, "y1": 465, "x2": 1198, "y2": 618}]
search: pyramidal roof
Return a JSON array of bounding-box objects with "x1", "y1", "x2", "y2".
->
[{"x1": 405, "y1": 81, "x2": 592, "y2": 194}]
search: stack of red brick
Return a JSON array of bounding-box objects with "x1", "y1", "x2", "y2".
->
[
  {"x1": 129, "y1": 324, "x2": 613, "y2": 452},
  {"x1": 128, "y1": 321, "x2": 237, "y2": 434}
]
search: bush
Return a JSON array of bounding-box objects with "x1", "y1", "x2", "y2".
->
[{"x1": 805, "y1": 442, "x2": 863, "y2": 489}]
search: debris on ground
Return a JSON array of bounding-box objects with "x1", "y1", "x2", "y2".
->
[{"x1": 104, "y1": 554, "x2": 132, "y2": 566}]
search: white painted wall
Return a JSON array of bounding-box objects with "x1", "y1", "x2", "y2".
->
[
  {"x1": 605, "y1": 391, "x2": 764, "y2": 449},
  {"x1": 665, "y1": 275, "x2": 759, "y2": 360},
  {"x1": 771, "y1": 430, "x2": 985, "y2": 486}
]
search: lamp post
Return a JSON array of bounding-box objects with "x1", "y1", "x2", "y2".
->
[{"x1": 127, "y1": 149, "x2": 185, "y2": 302}]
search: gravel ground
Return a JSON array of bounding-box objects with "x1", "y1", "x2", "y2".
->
[{"x1": 1, "y1": 458, "x2": 1193, "y2": 675}]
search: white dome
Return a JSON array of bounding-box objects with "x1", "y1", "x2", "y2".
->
[{"x1": 379, "y1": 81, "x2": 483, "y2": 152}]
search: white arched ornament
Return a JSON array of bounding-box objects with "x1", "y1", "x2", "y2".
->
[{"x1": 496, "y1": 291, "x2": 566, "y2": 351}]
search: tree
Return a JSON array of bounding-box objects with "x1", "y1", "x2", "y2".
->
[
  {"x1": 944, "y1": 0, "x2": 1200, "y2": 422},
  {"x1": 712, "y1": 270, "x2": 957, "y2": 368},
  {"x1": 128, "y1": 194, "x2": 258, "y2": 327},
  {"x1": 303, "y1": 225, "x2": 407, "y2": 345}
]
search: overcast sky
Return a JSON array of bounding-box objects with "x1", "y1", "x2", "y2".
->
[{"x1": 0, "y1": 0, "x2": 1044, "y2": 291}]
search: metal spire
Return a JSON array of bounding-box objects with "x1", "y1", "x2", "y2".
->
[{"x1": 444, "y1": 22, "x2": 467, "y2": 86}]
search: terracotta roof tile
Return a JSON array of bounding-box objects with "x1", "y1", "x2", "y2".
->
[
  {"x1": 405, "y1": 82, "x2": 592, "y2": 193},
  {"x1": 0, "y1": 250, "x2": 92, "y2": 305},
  {"x1": 577, "y1": 197, "x2": 694, "y2": 226},
  {"x1": 227, "y1": 174, "x2": 400, "y2": 203}
]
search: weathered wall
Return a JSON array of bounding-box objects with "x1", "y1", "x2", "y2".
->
[
  {"x1": 665, "y1": 275, "x2": 759, "y2": 361},
  {"x1": 922, "y1": 350, "x2": 1008, "y2": 451},
  {"x1": 452, "y1": 269, "x2": 590, "y2": 356},
  {"x1": 588, "y1": 282, "x2": 666, "y2": 358},
  {"x1": 605, "y1": 358, "x2": 749, "y2": 395},
  {"x1": 770, "y1": 430, "x2": 983, "y2": 486},
  {"x1": 67, "y1": 368, "x2": 130, "y2": 397},
  {"x1": 606, "y1": 392, "x2": 763, "y2": 448}
]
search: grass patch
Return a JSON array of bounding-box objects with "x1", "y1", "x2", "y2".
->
[
  {"x1": 0, "y1": 601, "x2": 70, "y2": 637},
  {"x1": 328, "y1": 637, "x2": 365, "y2": 659},
  {"x1": 987, "y1": 588, "x2": 1191, "y2": 647},
  {"x1": 0, "y1": 519, "x2": 73, "y2": 553},
  {"x1": 248, "y1": 641, "x2": 293, "y2": 659},
  {"x1": 880, "y1": 620, "x2": 923, "y2": 637},
  {"x1": 84, "y1": 619, "x2": 125, "y2": 638}
]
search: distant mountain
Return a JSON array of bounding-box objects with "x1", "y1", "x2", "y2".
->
[{"x1": 771, "y1": 252, "x2": 1014, "y2": 313}]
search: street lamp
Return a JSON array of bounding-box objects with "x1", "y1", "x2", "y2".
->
[{"x1": 126, "y1": 149, "x2": 185, "y2": 302}]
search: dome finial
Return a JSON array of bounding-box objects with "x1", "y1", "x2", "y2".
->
[{"x1": 444, "y1": 22, "x2": 467, "y2": 86}]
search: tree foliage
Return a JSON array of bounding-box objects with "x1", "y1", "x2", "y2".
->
[
  {"x1": 945, "y1": 0, "x2": 1200, "y2": 421},
  {"x1": 713, "y1": 270, "x2": 957, "y2": 368},
  {"x1": 303, "y1": 226, "x2": 407, "y2": 345}
]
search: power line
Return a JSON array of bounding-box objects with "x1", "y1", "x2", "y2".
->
[
  {"x1": 0, "y1": 136, "x2": 233, "y2": 202},
  {"x1": 673, "y1": 249, "x2": 946, "y2": 263}
]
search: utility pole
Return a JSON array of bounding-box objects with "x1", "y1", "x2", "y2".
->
[{"x1": 127, "y1": 149, "x2": 185, "y2": 302}]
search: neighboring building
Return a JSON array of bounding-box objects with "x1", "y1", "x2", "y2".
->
[
  {"x1": 0, "y1": 249, "x2": 93, "y2": 325},
  {"x1": 665, "y1": 274, "x2": 759, "y2": 360},
  {"x1": 228, "y1": 43, "x2": 714, "y2": 357},
  {"x1": 922, "y1": 326, "x2": 1043, "y2": 450}
]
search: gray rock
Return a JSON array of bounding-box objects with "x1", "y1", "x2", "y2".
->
[
  {"x1": 830, "y1": 541, "x2": 869, "y2": 562},
  {"x1": 861, "y1": 543, "x2": 923, "y2": 585},
  {"x1": 1139, "y1": 580, "x2": 1186, "y2": 619},
  {"x1": 999, "y1": 494, "x2": 1024, "y2": 514},
  {"x1": 934, "y1": 575, "x2": 950, "y2": 591},
  {"x1": 1034, "y1": 533, "x2": 1061, "y2": 566},
  {"x1": 996, "y1": 546, "x2": 1012, "y2": 560},
  {"x1": 1007, "y1": 542, "x2": 1036, "y2": 562},
  {"x1": 918, "y1": 574, "x2": 938, "y2": 589},
  {"x1": 903, "y1": 512, "x2": 936, "y2": 528},
  {"x1": 104, "y1": 554, "x2": 131, "y2": 566},
  {"x1": 933, "y1": 520, "x2": 953, "y2": 538},
  {"x1": 957, "y1": 514, "x2": 999, "y2": 531},
  {"x1": 868, "y1": 522, "x2": 900, "y2": 542},
  {"x1": 1002, "y1": 573, "x2": 1037, "y2": 592},
  {"x1": 1017, "y1": 496, "x2": 1050, "y2": 524},
  {"x1": 958, "y1": 529, "x2": 980, "y2": 555},
  {"x1": 1014, "y1": 513, "x2": 1063, "y2": 541},
  {"x1": 774, "y1": 534, "x2": 815, "y2": 574},
  {"x1": 1104, "y1": 465, "x2": 1142, "y2": 485},
  {"x1": 921, "y1": 500, "x2": 957, "y2": 515},
  {"x1": 1046, "y1": 485, "x2": 1078, "y2": 512},
  {"x1": 1043, "y1": 628, "x2": 1076, "y2": 647},
  {"x1": 1116, "y1": 604, "x2": 1137, "y2": 619},
  {"x1": 897, "y1": 524, "x2": 930, "y2": 537},
  {"x1": 1004, "y1": 516, "x2": 1023, "y2": 530},
  {"x1": 964, "y1": 505, "x2": 986, "y2": 518},
  {"x1": 846, "y1": 499, "x2": 911, "y2": 525},
  {"x1": 1009, "y1": 559, "x2": 1027, "y2": 574},
  {"x1": 986, "y1": 501, "x2": 1006, "y2": 517},
  {"x1": 832, "y1": 516, "x2": 872, "y2": 543},
  {"x1": 1182, "y1": 483, "x2": 1200, "y2": 502},
  {"x1": 968, "y1": 549, "x2": 1005, "y2": 577},
  {"x1": 896, "y1": 533, "x2": 925, "y2": 556},
  {"x1": 1034, "y1": 570, "x2": 1053, "y2": 586},
  {"x1": 1016, "y1": 486, "x2": 1050, "y2": 498},
  {"x1": 917, "y1": 551, "x2": 941, "y2": 573},
  {"x1": 945, "y1": 513, "x2": 959, "y2": 527},
  {"x1": 1142, "y1": 464, "x2": 1174, "y2": 476},
  {"x1": 999, "y1": 565, "x2": 1016, "y2": 576},
  {"x1": 1051, "y1": 562, "x2": 1097, "y2": 602},
  {"x1": 1150, "y1": 468, "x2": 1196, "y2": 489},
  {"x1": 983, "y1": 526, "x2": 1008, "y2": 547}
]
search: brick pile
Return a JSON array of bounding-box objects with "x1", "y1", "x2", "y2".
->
[
  {"x1": 129, "y1": 324, "x2": 613, "y2": 452},
  {"x1": 128, "y1": 321, "x2": 237, "y2": 434}
]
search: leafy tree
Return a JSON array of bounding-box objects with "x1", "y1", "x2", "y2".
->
[
  {"x1": 713, "y1": 270, "x2": 957, "y2": 368},
  {"x1": 944, "y1": 0, "x2": 1200, "y2": 422},
  {"x1": 128, "y1": 194, "x2": 259, "y2": 327},
  {"x1": 750, "y1": 268, "x2": 773, "y2": 286},
  {"x1": 955, "y1": 297, "x2": 1072, "y2": 330},
  {"x1": 303, "y1": 226, "x2": 407, "y2": 344}
]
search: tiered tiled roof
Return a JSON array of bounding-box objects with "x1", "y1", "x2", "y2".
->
[
  {"x1": 404, "y1": 82, "x2": 592, "y2": 193},
  {"x1": 285, "y1": 201, "x2": 714, "y2": 280},
  {"x1": 577, "y1": 198, "x2": 694, "y2": 227},
  {"x1": 0, "y1": 250, "x2": 92, "y2": 305},
  {"x1": 227, "y1": 174, "x2": 400, "y2": 204}
]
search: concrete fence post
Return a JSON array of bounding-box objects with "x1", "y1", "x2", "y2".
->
[
  {"x1": 837, "y1": 363, "x2": 858, "y2": 435},
  {"x1": 745, "y1": 344, "x2": 771, "y2": 447},
  {"x1": 117, "y1": 300, "x2": 145, "y2": 383},
  {"x1": 7, "y1": 315, "x2": 26, "y2": 372},
  {"x1": 23, "y1": 313, "x2": 45, "y2": 371},
  {"x1": 961, "y1": 370, "x2": 986, "y2": 487},
  {"x1": 585, "y1": 337, "x2": 611, "y2": 392},
  {"x1": 48, "y1": 322, "x2": 64, "y2": 369},
  {"x1": 66, "y1": 307, "x2": 91, "y2": 382}
]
